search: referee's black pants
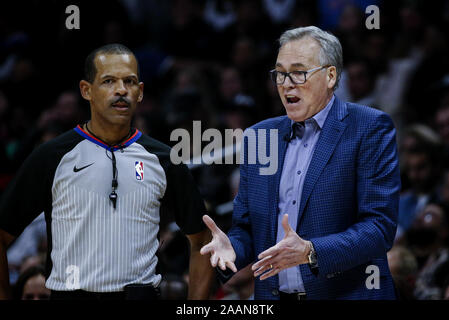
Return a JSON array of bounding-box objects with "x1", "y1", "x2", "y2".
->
[{"x1": 51, "y1": 286, "x2": 160, "y2": 300}]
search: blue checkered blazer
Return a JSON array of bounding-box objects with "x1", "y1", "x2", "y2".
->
[{"x1": 228, "y1": 96, "x2": 400, "y2": 300}]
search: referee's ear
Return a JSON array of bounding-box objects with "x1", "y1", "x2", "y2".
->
[
  {"x1": 137, "y1": 82, "x2": 144, "y2": 103},
  {"x1": 79, "y1": 80, "x2": 92, "y2": 101}
]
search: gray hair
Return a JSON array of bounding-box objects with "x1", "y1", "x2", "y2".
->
[{"x1": 279, "y1": 26, "x2": 343, "y2": 90}]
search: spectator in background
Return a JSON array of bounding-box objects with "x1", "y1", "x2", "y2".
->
[
  {"x1": 0, "y1": 92, "x2": 14, "y2": 195},
  {"x1": 288, "y1": 1, "x2": 316, "y2": 29},
  {"x1": 2, "y1": 56, "x2": 40, "y2": 120},
  {"x1": 435, "y1": 94, "x2": 449, "y2": 146},
  {"x1": 220, "y1": 0, "x2": 273, "y2": 47},
  {"x1": 217, "y1": 66, "x2": 255, "y2": 130},
  {"x1": 387, "y1": 0, "x2": 427, "y2": 92},
  {"x1": 162, "y1": 0, "x2": 215, "y2": 60},
  {"x1": 262, "y1": 0, "x2": 296, "y2": 26},
  {"x1": 434, "y1": 97, "x2": 449, "y2": 166},
  {"x1": 407, "y1": 202, "x2": 449, "y2": 299},
  {"x1": 164, "y1": 66, "x2": 214, "y2": 135},
  {"x1": 203, "y1": 0, "x2": 236, "y2": 32},
  {"x1": 335, "y1": 28, "x2": 418, "y2": 124},
  {"x1": 6, "y1": 213, "x2": 46, "y2": 286},
  {"x1": 396, "y1": 124, "x2": 444, "y2": 240},
  {"x1": 19, "y1": 255, "x2": 46, "y2": 276},
  {"x1": 13, "y1": 265, "x2": 50, "y2": 300},
  {"x1": 440, "y1": 171, "x2": 449, "y2": 208},
  {"x1": 403, "y1": 24, "x2": 449, "y2": 125},
  {"x1": 334, "y1": 4, "x2": 366, "y2": 64},
  {"x1": 406, "y1": 203, "x2": 448, "y2": 266},
  {"x1": 230, "y1": 37, "x2": 259, "y2": 94},
  {"x1": 398, "y1": 124, "x2": 442, "y2": 186},
  {"x1": 10, "y1": 90, "x2": 86, "y2": 171},
  {"x1": 387, "y1": 245, "x2": 418, "y2": 300},
  {"x1": 217, "y1": 67, "x2": 244, "y2": 111},
  {"x1": 345, "y1": 59, "x2": 378, "y2": 107}
]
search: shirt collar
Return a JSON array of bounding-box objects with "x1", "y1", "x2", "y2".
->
[
  {"x1": 74, "y1": 125, "x2": 142, "y2": 151},
  {"x1": 290, "y1": 94, "x2": 335, "y2": 130}
]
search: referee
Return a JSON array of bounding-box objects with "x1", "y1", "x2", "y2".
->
[{"x1": 0, "y1": 44, "x2": 214, "y2": 300}]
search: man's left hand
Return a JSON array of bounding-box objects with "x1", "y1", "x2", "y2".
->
[{"x1": 252, "y1": 214, "x2": 310, "y2": 280}]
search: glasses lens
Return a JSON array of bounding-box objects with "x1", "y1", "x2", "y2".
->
[
  {"x1": 271, "y1": 71, "x2": 308, "y2": 84},
  {"x1": 290, "y1": 71, "x2": 305, "y2": 84},
  {"x1": 270, "y1": 71, "x2": 282, "y2": 84}
]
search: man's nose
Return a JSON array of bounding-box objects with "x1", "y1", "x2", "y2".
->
[{"x1": 115, "y1": 80, "x2": 127, "y2": 96}]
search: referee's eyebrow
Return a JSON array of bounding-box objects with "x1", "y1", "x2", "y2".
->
[
  {"x1": 100, "y1": 74, "x2": 138, "y2": 80},
  {"x1": 99, "y1": 75, "x2": 139, "y2": 84}
]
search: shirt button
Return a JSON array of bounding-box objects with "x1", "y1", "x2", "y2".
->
[
  {"x1": 304, "y1": 143, "x2": 308, "y2": 147},
  {"x1": 292, "y1": 200, "x2": 296, "y2": 205},
  {"x1": 297, "y1": 170, "x2": 301, "y2": 175}
]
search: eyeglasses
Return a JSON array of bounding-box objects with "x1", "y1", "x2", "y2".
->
[{"x1": 269, "y1": 65, "x2": 330, "y2": 85}]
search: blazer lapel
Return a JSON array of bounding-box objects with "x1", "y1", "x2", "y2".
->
[
  {"x1": 267, "y1": 116, "x2": 291, "y2": 246},
  {"x1": 297, "y1": 97, "x2": 349, "y2": 228}
]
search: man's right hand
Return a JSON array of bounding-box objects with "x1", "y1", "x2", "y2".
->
[{"x1": 200, "y1": 215, "x2": 237, "y2": 272}]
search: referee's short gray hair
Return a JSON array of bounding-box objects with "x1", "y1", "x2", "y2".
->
[{"x1": 279, "y1": 26, "x2": 343, "y2": 90}]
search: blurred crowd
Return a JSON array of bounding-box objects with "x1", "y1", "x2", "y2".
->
[{"x1": 1, "y1": 0, "x2": 449, "y2": 300}]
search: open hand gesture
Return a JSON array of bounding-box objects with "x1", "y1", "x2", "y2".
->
[{"x1": 200, "y1": 215, "x2": 237, "y2": 272}]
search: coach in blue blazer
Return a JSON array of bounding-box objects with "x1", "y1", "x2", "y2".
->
[{"x1": 201, "y1": 26, "x2": 400, "y2": 300}]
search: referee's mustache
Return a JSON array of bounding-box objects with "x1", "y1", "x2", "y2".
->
[{"x1": 111, "y1": 96, "x2": 131, "y2": 107}]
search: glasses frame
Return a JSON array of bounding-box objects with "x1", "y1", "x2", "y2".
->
[{"x1": 269, "y1": 65, "x2": 331, "y2": 85}]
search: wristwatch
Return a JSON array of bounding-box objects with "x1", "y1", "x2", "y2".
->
[{"x1": 307, "y1": 241, "x2": 318, "y2": 267}]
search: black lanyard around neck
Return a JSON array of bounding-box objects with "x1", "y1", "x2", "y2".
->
[{"x1": 85, "y1": 122, "x2": 133, "y2": 209}]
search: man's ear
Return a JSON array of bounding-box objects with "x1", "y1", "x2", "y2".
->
[
  {"x1": 79, "y1": 80, "x2": 92, "y2": 101},
  {"x1": 326, "y1": 66, "x2": 337, "y2": 90},
  {"x1": 137, "y1": 82, "x2": 144, "y2": 103}
]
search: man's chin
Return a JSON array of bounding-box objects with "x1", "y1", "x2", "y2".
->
[
  {"x1": 107, "y1": 115, "x2": 133, "y2": 127},
  {"x1": 286, "y1": 111, "x2": 306, "y2": 122}
]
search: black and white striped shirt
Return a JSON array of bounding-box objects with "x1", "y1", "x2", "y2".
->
[{"x1": 0, "y1": 126, "x2": 206, "y2": 292}]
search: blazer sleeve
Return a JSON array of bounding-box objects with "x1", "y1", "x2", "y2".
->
[{"x1": 310, "y1": 112, "x2": 401, "y2": 278}]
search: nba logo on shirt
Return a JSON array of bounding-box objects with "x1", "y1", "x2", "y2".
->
[{"x1": 135, "y1": 161, "x2": 144, "y2": 181}]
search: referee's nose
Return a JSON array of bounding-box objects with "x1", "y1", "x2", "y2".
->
[{"x1": 114, "y1": 79, "x2": 128, "y2": 97}]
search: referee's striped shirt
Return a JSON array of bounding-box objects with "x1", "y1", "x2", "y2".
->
[{"x1": 0, "y1": 126, "x2": 206, "y2": 292}]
